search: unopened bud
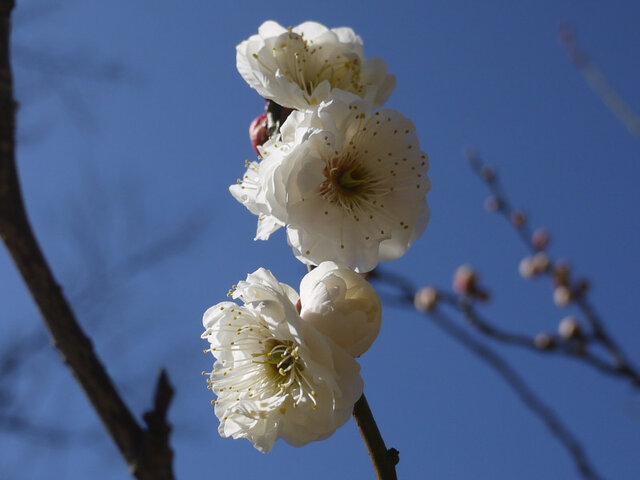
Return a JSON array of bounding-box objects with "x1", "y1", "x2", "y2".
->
[
  {"x1": 511, "y1": 210, "x2": 526, "y2": 228},
  {"x1": 453, "y1": 265, "x2": 477, "y2": 295},
  {"x1": 414, "y1": 287, "x2": 439, "y2": 312},
  {"x1": 480, "y1": 165, "x2": 496, "y2": 182},
  {"x1": 531, "y1": 252, "x2": 550, "y2": 273},
  {"x1": 532, "y1": 229, "x2": 550, "y2": 250},
  {"x1": 484, "y1": 195, "x2": 501, "y2": 212},
  {"x1": 249, "y1": 113, "x2": 268, "y2": 154},
  {"x1": 519, "y1": 257, "x2": 535, "y2": 278},
  {"x1": 553, "y1": 260, "x2": 571, "y2": 286},
  {"x1": 299, "y1": 261, "x2": 381, "y2": 357},
  {"x1": 534, "y1": 332, "x2": 555, "y2": 350},
  {"x1": 558, "y1": 316, "x2": 581, "y2": 340},
  {"x1": 553, "y1": 285, "x2": 572, "y2": 307}
]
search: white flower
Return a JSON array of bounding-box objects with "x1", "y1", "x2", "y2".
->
[
  {"x1": 300, "y1": 261, "x2": 381, "y2": 357},
  {"x1": 230, "y1": 96, "x2": 431, "y2": 272},
  {"x1": 236, "y1": 20, "x2": 395, "y2": 111},
  {"x1": 202, "y1": 268, "x2": 363, "y2": 453}
]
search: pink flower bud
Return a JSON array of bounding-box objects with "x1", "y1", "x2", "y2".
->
[
  {"x1": 558, "y1": 316, "x2": 581, "y2": 340},
  {"x1": 480, "y1": 165, "x2": 496, "y2": 182},
  {"x1": 534, "y1": 332, "x2": 555, "y2": 350},
  {"x1": 511, "y1": 210, "x2": 526, "y2": 228},
  {"x1": 414, "y1": 287, "x2": 439, "y2": 312},
  {"x1": 532, "y1": 252, "x2": 550, "y2": 273},
  {"x1": 484, "y1": 195, "x2": 501, "y2": 212},
  {"x1": 532, "y1": 228, "x2": 549, "y2": 250},
  {"x1": 249, "y1": 113, "x2": 268, "y2": 154},
  {"x1": 553, "y1": 260, "x2": 571, "y2": 286},
  {"x1": 453, "y1": 265, "x2": 477, "y2": 295}
]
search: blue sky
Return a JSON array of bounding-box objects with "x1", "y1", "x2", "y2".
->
[{"x1": 1, "y1": 1, "x2": 639, "y2": 479}]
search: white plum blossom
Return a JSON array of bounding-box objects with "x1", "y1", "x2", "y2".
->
[
  {"x1": 230, "y1": 96, "x2": 431, "y2": 272},
  {"x1": 300, "y1": 261, "x2": 381, "y2": 357},
  {"x1": 202, "y1": 268, "x2": 363, "y2": 453},
  {"x1": 236, "y1": 20, "x2": 395, "y2": 111}
]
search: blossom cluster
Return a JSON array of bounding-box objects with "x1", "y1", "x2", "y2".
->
[{"x1": 203, "y1": 20, "x2": 430, "y2": 452}]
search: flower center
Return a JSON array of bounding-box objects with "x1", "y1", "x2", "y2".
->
[
  {"x1": 253, "y1": 339, "x2": 318, "y2": 409},
  {"x1": 318, "y1": 155, "x2": 373, "y2": 213},
  {"x1": 253, "y1": 28, "x2": 365, "y2": 105}
]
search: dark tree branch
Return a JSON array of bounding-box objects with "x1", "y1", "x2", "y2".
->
[
  {"x1": 353, "y1": 394, "x2": 399, "y2": 480},
  {"x1": 442, "y1": 294, "x2": 636, "y2": 382},
  {"x1": 465, "y1": 150, "x2": 640, "y2": 387},
  {"x1": 372, "y1": 265, "x2": 640, "y2": 387},
  {"x1": 0, "y1": 3, "x2": 174, "y2": 478},
  {"x1": 428, "y1": 308, "x2": 604, "y2": 480},
  {"x1": 370, "y1": 270, "x2": 604, "y2": 479}
]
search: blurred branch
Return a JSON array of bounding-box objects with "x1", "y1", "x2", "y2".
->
[
  {"x1": 0, "y1": 3, "x2": 174, "y2": 479},
  {"x1": 442, "y1": 294, "x2": 639, "y2": 383},
  {"x1": 369, "y1": 269, "x2": 603, "y2": 480},
  {"x1": 558, "y1": 25, "x2": 640, "y2": 139},
  {"x1": 464, "y1": 149, "x2": 640, "y2": 388},
  {"x1": 428, "y1": 308, "x2": 604, "y2": 480}
]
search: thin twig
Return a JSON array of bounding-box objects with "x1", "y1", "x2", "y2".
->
[
  {"x1": 428, "y1": 308, "x2": 604, "y2": 480},
  {"x1": 465, "y1": 150, "x2": 640, "y2": 387},
  {"x1": 558, "y1": 25, "x2": 640, "y2": 140},
  {"x1": 0, "y1": 4, "x2": 174, "y2": 478},
  {"x1": 371, "y1": 270, "x2": 604, "y2": 479},
  {"x1": 441, "y1": 294, "x2": 632, "y2": 380}
]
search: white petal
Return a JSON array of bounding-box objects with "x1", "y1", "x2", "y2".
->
[{"x1": 235, "y1": 21, "x2": 395, "y2": 110}]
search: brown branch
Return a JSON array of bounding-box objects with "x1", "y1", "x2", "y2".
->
[
  {"x1": 353, "y1": 394, "x2": 399, "y2": 480},
  {"x1": 370, "y1": 270, "x2": 606, "y2": 478},
  {"x1": 428, "y1": 308, "x2": 604, "y2": 480},
  {"x1": 372, "y1": 265, "x2": 640, "y2": 388},
  {"x1": 442, "y1": 294, "x2": 637, "y2": 382},
  {"x1": 558, "y1": 25, "x2": 640, "y2": 140},
  {"x1": 465, "y1": 150, "x2": 640, "y2": 387},
  {"x1": 0, "y1": 3, "x2": 174, "y2": 479}
]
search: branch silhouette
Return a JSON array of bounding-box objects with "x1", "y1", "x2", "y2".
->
[
  {"x1": 464, "y1": 149, "x2": 640, "y2": 388},
  {"x1": 369, "y1": 269, "x2": 603, "y2": 480},
  {"x1": 0, "y1": 3, "x2": 175, "y2": 478}
]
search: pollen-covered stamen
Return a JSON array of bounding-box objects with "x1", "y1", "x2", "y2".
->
[
  {"x1": 250, "y1": 339, "x2": 318, "y2": 409},
  {"x1": 254, "y1": 31, "x2": 365, "y2": 103},
  {"x1": 317, "y1": 152, "x2": 386, "y2": 215}
]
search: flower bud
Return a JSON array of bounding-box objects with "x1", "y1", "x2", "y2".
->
[
  {"x1": 249, "y1": 113, "x2": 268, "y2": 154},
  {"x1": 553, "y1": 260, "x2": 571, "y2": 286},
  {"x1": 414, "y1": 287, "x2": 439, "y2": 312},
  {"x1": 453, "y1": 264, "x2": 477, "y2": 295},
  {"x1": 531, "y1": 252, "x2": 550, "y2": 273},
  {"x1": 532, "y1": 228, "x2": 549, "y2": 250},
  {"x1": 299, "y1": 261, "x2": 382, "y2": 357},
  {"x1": 534, "y1": 332, "x2": 555, "y2": 350},
  {"x1": 553, "y1": 285, "x2": 572, "y2": 307},
  {"x1": 484, "y1": 195, "x2": 501, "y2": 212},
  {"x1": 511, "y1": 210, "x2": 526, "y2": 228},
  {"x1": 519, "y1": 256, "x2": 535, "y2": 278},
  {"x1": 480, "y1": 165, "x2": 496, "y2": 182},
  {"x1": 558, "y1": 316, "x2": 581, "y2": 340}
]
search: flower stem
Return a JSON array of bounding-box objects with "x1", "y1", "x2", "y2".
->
[{"x1": 353, "y1": 393, "x2": 399, "y2": 480}]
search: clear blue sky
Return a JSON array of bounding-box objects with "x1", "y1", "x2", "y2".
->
[{"x1": 1, "y1": 0, "x2": 639, "y2": 478}]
